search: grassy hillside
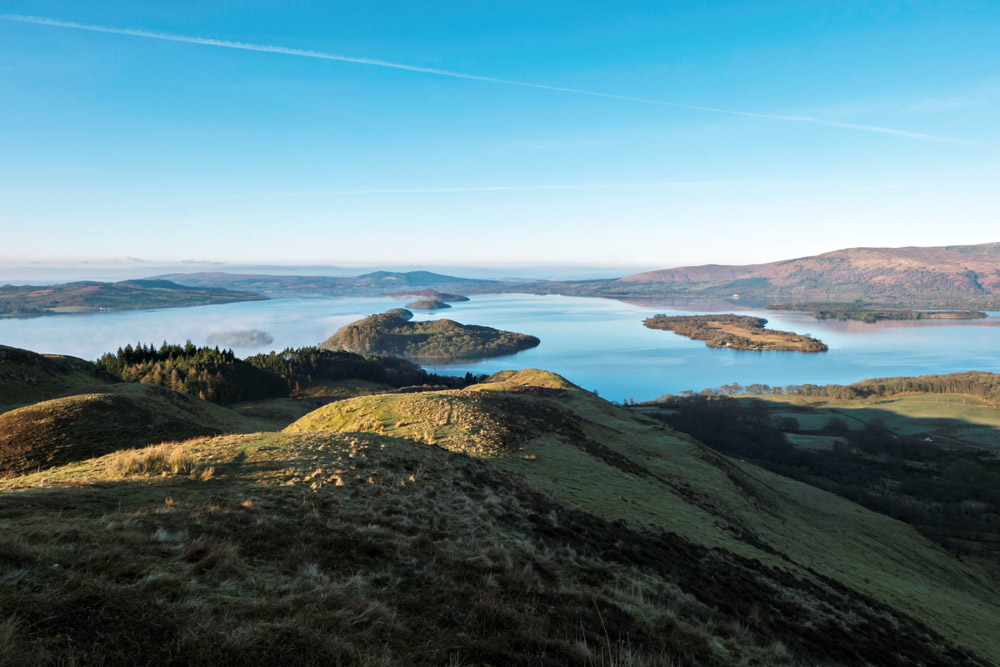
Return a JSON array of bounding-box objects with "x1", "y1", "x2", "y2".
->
[
  {"x1": 286, "y1": 370, "x2": 1000, "y2": 663},
  {"x1": 321, "y1": 310, "x2": 540, "y2": 361},
  {"x1": 0, "y1": 383, "x2": 268, "y2": 478},
  {"x1": 0, "y1": 426, "x2": 989, "y2": 665},
  {"x1": 0, "y1": 344, "x2": 114, "y2": 412},
  {"x1": 0, "y1": 279, "x2": 265, "y2": 316},
  {"x1": 2, "y1": 368, "x2": 997, "y2": 663},
  {"x1": 744, "y1": 392, "x2": 1000, "y2": 447},
  {"x1": 636, "y1": 392, "x2": 1000, "y2": 586}
]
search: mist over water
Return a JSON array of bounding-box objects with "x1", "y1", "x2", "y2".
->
[{"x1": 1, "y1": 294, "x2": 997, "y2": 402}]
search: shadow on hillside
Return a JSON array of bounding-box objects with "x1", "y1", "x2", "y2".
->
[{"x1": 637, "y1": 398, "x2": 1000, "y2": 586}]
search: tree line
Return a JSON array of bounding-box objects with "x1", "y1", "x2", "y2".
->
[
  {"x1": 97, "y1": 342, "x2": 482, "y2": 405},
  {"x1": 649, "y1": 371, "x2": 1000, "y2": 404}
]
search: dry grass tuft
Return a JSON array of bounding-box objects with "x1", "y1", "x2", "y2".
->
[{"x1": 105, "y1": 443, "x2": 201, "y2": 478}]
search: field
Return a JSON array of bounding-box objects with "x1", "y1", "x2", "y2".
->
[{"x1": 741, "y1": 393, "x2": 1000, "y2": 448}]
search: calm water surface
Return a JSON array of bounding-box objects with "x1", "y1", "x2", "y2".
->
[{"x1": 2, "y1": 294, "x2": 997, "y2": 402}]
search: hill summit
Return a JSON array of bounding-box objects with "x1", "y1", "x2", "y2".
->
[{"x1": 619, "y1": 242, "x2": 1000, "y2": 301}]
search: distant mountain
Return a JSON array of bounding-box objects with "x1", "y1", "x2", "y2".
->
[
  {"x1": 153, "y1": 242, "x2": 1000, "y2": 305},
  {"x1": 0, "y1": 279, "x2": 266, "y2": 316},
  {"x1": 156, "y1": 270, "x2": 499, "y2": 297},
  {"x1": 617, "y1": 243, "x2": 1000, "y2": 302}
]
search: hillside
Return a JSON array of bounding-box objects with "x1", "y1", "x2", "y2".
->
[
  {"x1": 320, "y1": 310, "x2": 540, "y2": 361},
  {"x1": 0, "y1": 279, "x2": 266, "y2": 316},
  {"x1": 0, "y1": 370, "x2": 996, "y2": 664},
  {"x1": 618, "y1": 242, "x2": 1000, "y2": 303},
  {"x1": 637, "y1": 386, "x2": 1000, "y2": 581},
  {"x1": 0, "y1": 344, "x2": 114, "y2": 412},
  {"x1": 284, "y1": 370, "x2": 1000, "y2": 663},
  {"x1": 0, "y1": 383, "x2": 266, "y2": 478}
]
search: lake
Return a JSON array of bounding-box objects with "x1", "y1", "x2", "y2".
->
[{"x1": 2, "y1": 294, "x2": 998, "y2": 402}]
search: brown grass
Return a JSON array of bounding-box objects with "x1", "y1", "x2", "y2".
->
[
  {"x1": 0, "y1": 431, "x2": 989, "y2": 665},
  {"x1": 104, "y1": 443, "x2": 209, "y2": 478}
]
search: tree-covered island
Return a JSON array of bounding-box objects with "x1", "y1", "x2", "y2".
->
[
  {"x1": 321, "y1": 309, "x2": 539, "y2": 361},
  {"x1": 643, "y1": 314, "x2": 828, "y2": 352}
]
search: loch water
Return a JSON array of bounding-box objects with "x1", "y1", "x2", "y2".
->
[{"x1": 2, "y1": 293, "x2": 997, "y2": 402}]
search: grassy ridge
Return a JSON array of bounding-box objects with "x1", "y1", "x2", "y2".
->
[
  {"x1": 285, "y1": 370, "x2": 1000, "y2": 662},
  {"x1": 0, "y1": 383, "x2": 269, "y2": 478},
  {"x1": 0, "y1": 428, "x2": 990, "y2": 665},
  {"x1": 0, "y1": 344, "x2": 114, "y2": 413},
  {"x1": 2, "y1": 360, "x2": 998, "y2": 663}
]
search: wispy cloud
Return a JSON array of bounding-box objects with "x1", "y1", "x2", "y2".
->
[
  {"x1": 257, "y1": 180, "x2": 922, "y2": 198},
  {"x1": 901, "y1": 82, "x2": 1000, "y2": 114},
  {"x1": 0, "y1": 13, "x2": 972, "y2": 144}
]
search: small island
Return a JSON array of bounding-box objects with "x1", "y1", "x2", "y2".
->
[
  {"x1": 381, "y1": 288, "x2": 470, "y2": 302},
  {"x1": 383, "y1": 308, "x2": 414, "y2": 320},
  {"x1": 320, "y1": 309, "x2": 539, "y2": 361},
  {"x1": 768, "y1": 303, "x2": 988, "y2": 323},
  {"x1": 405, "y1": 299, "x2": 451, "y2": 310},
  {"x1": 643, "y1": 314, "x2": 828, "y2": 352}
]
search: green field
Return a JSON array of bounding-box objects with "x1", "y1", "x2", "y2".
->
[{"x1": 743, "y1": 393, "x2": 1000, "y2": 447}]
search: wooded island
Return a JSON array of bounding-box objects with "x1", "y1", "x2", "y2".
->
[{"x1": 643, "y1": 314, "x2": 828, "y2": 352}]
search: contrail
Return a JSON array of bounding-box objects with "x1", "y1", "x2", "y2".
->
[{"x1": 0, "y1": 13, "x2": 970, "y2": 144}]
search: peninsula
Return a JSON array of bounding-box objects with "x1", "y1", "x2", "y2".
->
[
  {"x1": 0, "y1": 279, "x2": 266, "y2": 317},
  {"x1": 769, "y1": 303, "x2": 988, "y2": 323},
  {"x1": 643, "y1": 314, "x2": 828, "y2": 352}
]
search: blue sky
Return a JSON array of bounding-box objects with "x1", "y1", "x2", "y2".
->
[{"x1": 1, "y1": 1, "x2": 998, "y2": 275}]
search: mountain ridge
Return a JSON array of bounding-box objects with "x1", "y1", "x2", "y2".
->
[{"x1": 619, "y1": 242, "x2": 1000, "y2": 301}]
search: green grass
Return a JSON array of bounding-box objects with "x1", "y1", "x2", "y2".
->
[
  {"x1": 2, "y1": 368, "x2": 999, "y2": 664},
  {"x1": 784, "y1": 433, "x2": 841, "y2": 450},
  {"x1": 744, "y1": 393, "x2": 1000, "y2": 447},
  {"x1": 0, "y1": 344, "x2": 113, "y2": 413},
  {"x1": 1, "y1": 428, "x2": 991, "y2": 665},
  {"x1": 287, "y1": 370, "x2": 1000, "y2": 662},
  {"x1": 0, "y1": 383, "x2": 271, "y2": 478}
]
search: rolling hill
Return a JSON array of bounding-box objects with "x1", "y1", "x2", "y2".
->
[
  {"x1": 1, "y1": 369, "x2": 998, "y2": 664},
  {"x1": 285, "y1": 369, "x2": 1000, "y2": 663},
  {"x1": 617, "y1": 242, "x2": 1000, "y2": 302},
  {"x1": 0, "y1": 344, "x2": 114, "y2": 412},
  {"x1": 0, "y1": 383, "x2": 268, "y2": 478}
]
